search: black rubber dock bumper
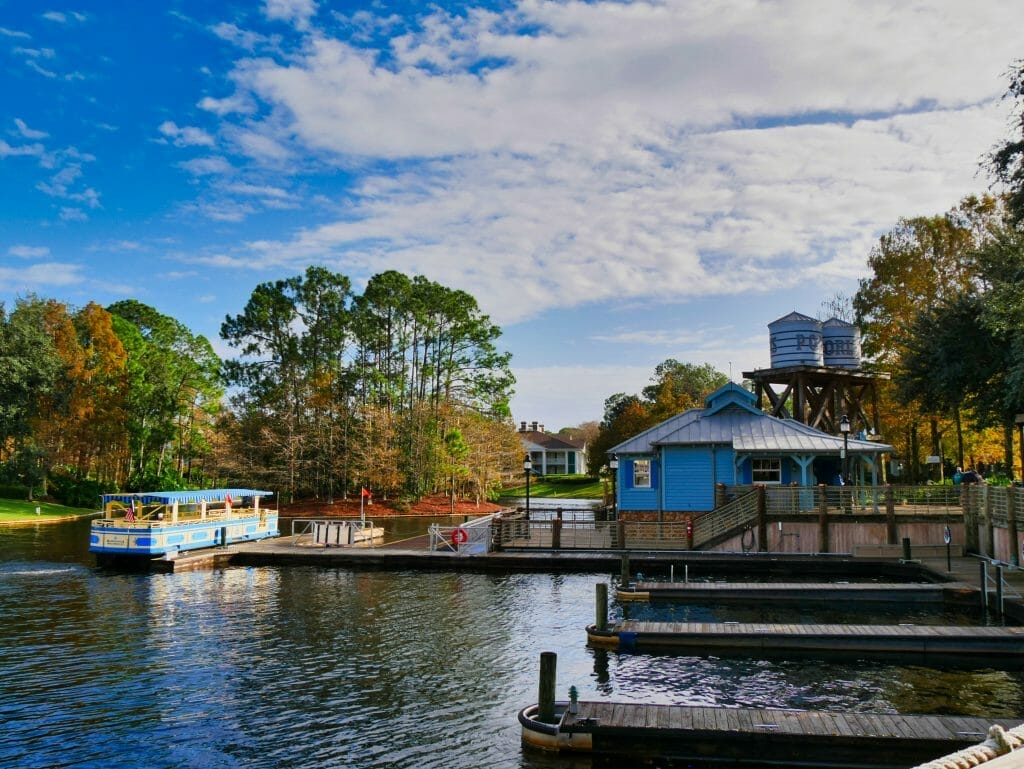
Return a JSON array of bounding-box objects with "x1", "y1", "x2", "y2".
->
[
  {"x1": 520, "y1": 700, "x2": 1020, "y2": 769},
  {"x1": 585, "y1": 622, "x2": 1024, "y2": 667}
]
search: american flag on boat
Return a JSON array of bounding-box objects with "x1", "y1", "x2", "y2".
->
[{"x1": 124, "y1": 501, "x2": 136, "y2": 523}]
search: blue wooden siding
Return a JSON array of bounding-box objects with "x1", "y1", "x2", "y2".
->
[
  {"x1": 619, "y1": 456, "x2": 658, "y2": 511},
  {"x1": 663, "y1": 446, "x2": 716, "y2": 511},
  {"x1": 715, "y1": 448, "x2": 736, "y2": 486}
]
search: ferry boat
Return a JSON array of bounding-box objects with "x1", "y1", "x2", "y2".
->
[{"x1": 90, "y1": 488, "x2": 279, "y2": 565}]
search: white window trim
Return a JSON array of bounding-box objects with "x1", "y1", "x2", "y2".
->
[
  {"x1": 752, "y1": 457, "x2": 782, "y2": 485},
  {"x1": 633, "y1": 459, "x2": 651, "y2": 488}
]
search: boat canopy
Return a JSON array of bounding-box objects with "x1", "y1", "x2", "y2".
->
[{"x1": 101, "y1": 489, "x2": 274, "y2": 506}]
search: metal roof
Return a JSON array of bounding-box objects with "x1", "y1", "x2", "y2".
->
[
  {"x1": 102, "y1": 489, "x2": 274, "y2": 505},
  {"x1": 610, "y1": 399, "x2": 893, "y2": 456}
]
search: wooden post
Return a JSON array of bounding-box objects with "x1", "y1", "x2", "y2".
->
[
  {"x1": 1008, "y1": 489, "x2": 1019, "y2": 568},
  {"x1": 552, "y1": 516, "x2": 562, "y2": 549},
  {"x1": 220, "y1": 525, "x2": 229, "y2": 548},
  {"x1": 980, "y1": 560, "x2": 989, "y2": 613},
  {"x1": 756, "y1": 485, "x2": 768, "y2": 553},
  {"x1": 538, "y1": 652, "x2": 557, "y2": 724},
  {"x1": 963, "y1": 485, "x2": 980, "y2": 555},
  {"x1": 818, "y1": 494, "x2": 829, "y2": 555},
  {"x1": 902, "y1": 537, "x2": 912, "y2": 561},
  {"x1": 984, "y1": 487, "x2": 995, "y2": 559},
  {"x1": 885, "y1": 484, "x2": 897, "y2": 545},
  {"x1": 715, "y1": 483, "x2": 727, "y2": 508},
  {"x1": 596, "y1": 583, "x2": 608, "y2": 631},
  {"x1": 617, "y1": 519, "x2": 626, "y2": 550},
  {"x1": 817, "y1": 485, "x2": 829, "y2": 553},
  {"x1": 996, "y1": 565, "x2": 1005, "y2": 619},
  {"x1": 620, "y1": 553, "x2": 630, "y2": 586}
]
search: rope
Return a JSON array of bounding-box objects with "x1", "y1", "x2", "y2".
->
[{"x1": 912, "y1": 724, "x2": 1024, "y2": 769}]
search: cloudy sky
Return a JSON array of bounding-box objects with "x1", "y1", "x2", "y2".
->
[{"x1": 1, "y1": 0, "x2": 1020, "y2": 429}]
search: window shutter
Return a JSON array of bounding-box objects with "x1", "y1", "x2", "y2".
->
[
  {"x1": 624, "y1": 460, "x2": 634, "y2": 489},
  {"x1": 651, "y1": 459, "x2": 660, "y2": 489}
]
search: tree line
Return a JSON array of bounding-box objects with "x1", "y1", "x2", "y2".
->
[{"x1": 0, "y1": 268, "x2": 521, "y2": 506}]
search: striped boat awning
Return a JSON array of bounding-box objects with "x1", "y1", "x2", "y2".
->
[{"x1": 102, "y1": 489, "x2": 274, "y2": 505}]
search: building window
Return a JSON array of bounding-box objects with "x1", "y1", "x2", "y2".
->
[
  {"x1": 633, "y1": 459, "x2": 651, "y2": 488},
  {"x1": 752, "y1": 458, "x2": 781, "y2": 484}
]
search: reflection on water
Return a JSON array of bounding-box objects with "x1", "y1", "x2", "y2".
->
[{"x1": 0, "y1": 519, "x2": 1022, "y2": 769}]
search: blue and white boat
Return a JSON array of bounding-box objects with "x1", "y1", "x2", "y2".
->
[{"x1": 90, "y1": 488, "x2": 279, "y2": 565}]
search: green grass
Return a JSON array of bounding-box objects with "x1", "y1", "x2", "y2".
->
[
  {"x1": 0, "y1": 498, "x2": 94, "y2": 522},
  {"x1": 502, "y1": 476, "x2": 606, "y2": 499}
]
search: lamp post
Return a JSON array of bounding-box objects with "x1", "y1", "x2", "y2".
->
[
  {"x1": 839, "y1": 415, "x2": 851, "y2": 514},
  {"x1": 523, "y1": 453, "x2": 533, "y2": 520},
  {"x1": 839, "y1": 414, "x2": 850, "y2": 484},
  {"x1": 609, "y1": 457, "x2": 619, "y2": 520}
]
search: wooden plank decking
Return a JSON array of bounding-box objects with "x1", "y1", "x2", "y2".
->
[
  {"x1": 620, "y1": 580, "x2": 970, "y2": 604},
  {"x1": 544, "y1": 702, "x2": 1017, "y2": 768},
  {"x1": 587, "y1": 621, "x2": 1024, "y2": 666}
]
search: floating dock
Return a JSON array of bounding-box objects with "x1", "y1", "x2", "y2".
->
[
  {"x1": 520, "y1": 700, "x2": 1020, "y2": 769},
  {"x1": 618, "y1": 580, "x2": 973, "y2": 605},
  {"x1": 586, "y1": 621, "x2": 1024, "y2": 666}
]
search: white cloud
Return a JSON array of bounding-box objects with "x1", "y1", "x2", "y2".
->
[
  {"x1": 209, "y1": 22, "x2": 271, "y2": 51},
  {"x1": 14, "y1": 118, "x2": 48, "y2": 140},
  {"x1": 0, "y1": 262, "x2": 85, "y2": 290},
  {"x1": 7, "y1": 245, "x2": 51, "y2": 258},
  {"x1": 263, "y1": 0, "x2": 317, "y2": 29},
  {"x1": 187, "y1": 1, "x2": 1019, "y2": 331},
  {"x1": 158, "y1": 120, "x2": 215, "y2": 147},
  {"x1": 41, "y1": 10, "x2": 86, "y2": 24},
  {"x1": 179, "y1": 156, "x2": 233, "y2": 176},
  {"x1": 0, "y1": 27, "x2": 30, "y2": 38},
  {"x1": 0, "y1": 139, "x2": 45, "y2": 159},
  {"x1": 198, "y1": 93, "x2": 255, "y2": 116},
  {"x1": 60, "y1": 207, "x2": 87, "y2": 221}
]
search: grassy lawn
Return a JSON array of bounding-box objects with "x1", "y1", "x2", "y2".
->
[
  {"x1": 501, "y1": 475, "x2": 607, "y2": 499},
  {"x1": 0, "y1": 498, "x2": 94, "y2": 522}
]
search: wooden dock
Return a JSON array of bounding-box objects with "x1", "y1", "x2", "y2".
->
[
  {"x1": 619, "y1": 580, "x2": 974, "y2": 605},
  {"x1": 586, "y1": 621, "x2": 1024, "y2": 666},
  {"x1": 521, "y1": 701, "x2": 1019, "y2": 768}
]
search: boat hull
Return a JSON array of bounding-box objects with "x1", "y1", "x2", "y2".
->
[{"x1": 90, "y1": 513, "x2": 279, "y2": 560}]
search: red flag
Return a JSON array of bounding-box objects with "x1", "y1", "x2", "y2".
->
[
  {"x1": 361, "y1": 487, "x2": 372, "y2": 498},
  {"x1": 124, "y1": 501, "x2": 136, "y2": 523},
  {"x1": 226, "y1": 493, "x2": 233, "y2": 511}
]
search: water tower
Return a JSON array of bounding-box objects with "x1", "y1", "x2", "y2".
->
[{"x1": 744, "y1": 311, "x2": 886, "y2": 435}]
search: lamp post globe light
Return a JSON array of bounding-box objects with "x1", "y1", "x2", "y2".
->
[
  {"x1": 523, "y1": 453, "x2": 532, "y2": 520},
  {"x1": 609, "y1": 457, "x2": 619, "y2": 519},
  {"x1": 839, "y1": 414, "x2": 851, "y2": 483}
]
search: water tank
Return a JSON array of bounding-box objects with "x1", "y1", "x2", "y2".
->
[
  {"x1": 821, "y1": 317, "x2": 861, "y2": 369},
  {"x1": 768, "y1": 311, "x2": 823, "y2": 368}
]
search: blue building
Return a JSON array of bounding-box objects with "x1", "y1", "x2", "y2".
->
[{"x1": 609, "y1": 383, "x2": 893, "y2": 518}]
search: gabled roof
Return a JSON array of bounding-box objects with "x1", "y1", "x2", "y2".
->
[
  {"x1": 609, "y1": 383, "x2": 893, "y2": 456},
  {"x1": 520, "y1": 431, "x2": 586, "y2": 451}
]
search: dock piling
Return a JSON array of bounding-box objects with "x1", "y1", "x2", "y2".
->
[
  {"x1": 538, "y1": 652, "x2": 557, "y2": 724},
  {"x1": 996, "y1": 565, "x2": 1004, "y2": 619},
  {"x1": 620, "y1": 553, "x2": 630, "y2": 586},
  {"x1": 980, "y1": 560, "x2": 989, "y2": 613},
  {"x1": 596, "y1": 583, "x2": 608, "y2": 631},
  {"x1": 902, "y1": 537, "x2": 912, "y2": 561}
]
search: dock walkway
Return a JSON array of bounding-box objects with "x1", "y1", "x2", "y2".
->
[
  {"x1": 530, "y1": 701, "x2": 1020, "y2": 769},
  {"x1": 586, "y1": 620, "x2": 1024, "y2": 666},
  {"x1": 619, "y1": 580, "x2": 967, "y2": 604}
]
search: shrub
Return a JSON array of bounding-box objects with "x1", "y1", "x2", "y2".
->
[{"x1": 0, "y1": 484, "x2": 30, "y2": 501}]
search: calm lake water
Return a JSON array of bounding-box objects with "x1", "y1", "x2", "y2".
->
[{"x1": 2, "y1": 516, "x2": 1023, "y2": 769}]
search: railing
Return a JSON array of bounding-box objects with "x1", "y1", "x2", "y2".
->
[
  {"x1": 693, "y1": 490, "x2": 759, "y2": 548},
  {"x1": 429, "y1": 513, "x2": 499, "y2": 554}
]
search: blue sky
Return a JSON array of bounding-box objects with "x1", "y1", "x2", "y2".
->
[{"x1": 1, "y1": 0, "x2": 1021, "y2": 430}]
